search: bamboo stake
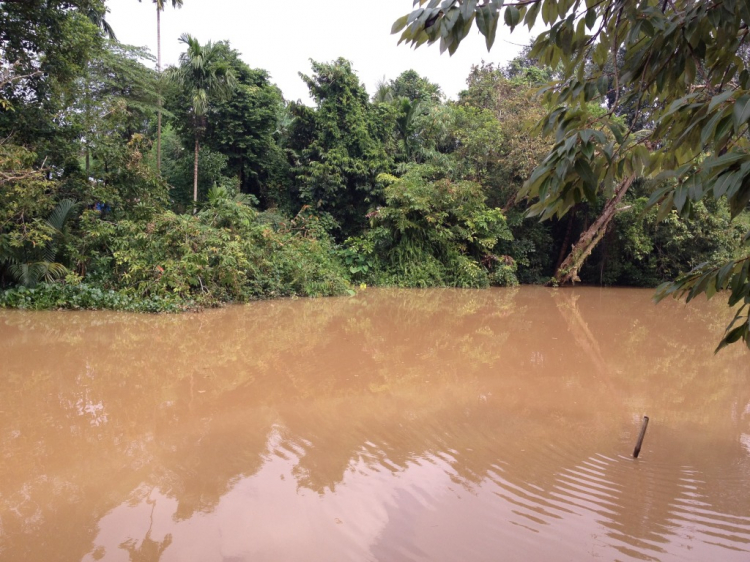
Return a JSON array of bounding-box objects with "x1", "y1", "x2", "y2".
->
[{"x1": 632, "y1": 416, "x2": 649, "y2": 458}]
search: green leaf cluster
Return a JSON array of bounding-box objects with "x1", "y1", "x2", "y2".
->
[
  {"x1": 363, "y1": 165, "x2": 516, "y2": 288},
  {"x1": 75, "y1": 191, "x2": 351, "y2": 305},
  {"x1": 288, "y1": 59, "x2": 393, "y2": 239}
]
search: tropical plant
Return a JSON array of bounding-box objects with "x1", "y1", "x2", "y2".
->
[
  {"x1": 287, "y1": 58, "x2": 392, "y2": 239},
  {"x1": 0, "y1": 3, "x2": 104, "y2": 167},
  {"x1": 79, "y1": 203, "x2": 350, "y2": 304},
  {"x1": 86, "y1": 5, "x2": 117, "y2": 41},
  {"x1": 198, "y1": 45, "x2": 286, "y2": 201},
  {"x1": 391, "y1": 69, "x2": 443, "y2": 103},
  {"x1": 1, "y1": 199, "x2": 77, "y2": 288},
  {"x1": 395, "y1": 97, "x2": 423, "y2": 160},
  {"x1": 167, "y1": 34, "x2": 236, "y2": 205},
  {"x1": 366, "y1": 166, "x2": 516, "y2": 288},
  {"x1": 372, "y1": 77, "x2": 394, "y2": 104},
  {"x1": 70, "y1": 41, "x2": 160, "y2": 175}
]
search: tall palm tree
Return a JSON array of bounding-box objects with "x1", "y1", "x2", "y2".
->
[
  {"x1": 395, "y1": 97, "x2": 421, "y2": 160},
  {"x1": 168, "y1": 34, "x2": 236, "y2": 205},
  {"x1": 139, "y1": 0, "x2": 184, "y2": 172}
]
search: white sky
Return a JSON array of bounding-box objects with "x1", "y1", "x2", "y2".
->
[{"x1": 106, "y1": 0, "x2": 533, "y2": 105}]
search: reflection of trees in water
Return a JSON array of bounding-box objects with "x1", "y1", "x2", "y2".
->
[
  {"x1": 119, "y1": 492, "x2": 173, "y2": 562},
  {"x1": 0, "y1": 287, "x2": 748, "y2": 561}
]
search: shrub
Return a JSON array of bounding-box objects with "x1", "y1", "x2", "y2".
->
[
  {"x1": 0, "y1": 283, "x2": 188, "y2": 312},
  {"x1": 365, "y1": 166, "x2": 517, "y2": 288},
  {"x1": 69, "y1": 189, "x2": 351, "y2": 306}
]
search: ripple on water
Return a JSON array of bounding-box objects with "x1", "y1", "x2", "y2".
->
[{"x1": 1, "y1": 287, "x2": 749, "y2": 562}]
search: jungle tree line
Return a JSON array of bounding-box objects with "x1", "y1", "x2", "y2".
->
[{"x1": 0, "y1": 0, "x2": 747, "y2": 348}]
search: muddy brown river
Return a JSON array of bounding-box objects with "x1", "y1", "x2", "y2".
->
[{"x1": 1, "y1": 287, "x2": 749, "y2": 562}]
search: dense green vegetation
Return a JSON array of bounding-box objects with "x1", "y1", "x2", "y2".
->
[{"x1": 0, "y1": 1, "x2": 747, "y2": 349}]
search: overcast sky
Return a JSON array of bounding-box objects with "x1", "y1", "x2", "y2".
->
[{"x1": 107, "y1": 0, "x2": 534, "y2": 105}]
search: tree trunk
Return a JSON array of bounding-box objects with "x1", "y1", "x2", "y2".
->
[
  {"x1": 555, "y1": 206, "x2": 577, "y2": 272},
  {"x1": 156, "y1": 6, "x2": 162, "y2": 173},
  {"x1": 551, "y1": 174, "x2": 635, "y2": 285},
  {"x1": 193, "y1": 135, "x2": 199, "y2": 209}
]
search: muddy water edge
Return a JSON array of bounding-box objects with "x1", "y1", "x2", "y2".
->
[{"x1": 1, "y1": 287, "x2": 749, "y2": 562}]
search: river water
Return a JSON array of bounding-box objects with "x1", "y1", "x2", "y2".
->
[{"x1": 1, "y1": 287, "x2": 749, "y2": 562}]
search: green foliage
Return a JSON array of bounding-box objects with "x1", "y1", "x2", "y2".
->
[
  {"x1": 185, "y1": 43, "x2": 285, "y2": 201},
  {"x1": 1, "y1": 4, "x2": 104, "y2": 168},
  {"x1": 66, "y1": 133, "x2": 170, "y2": 219},
  {"x1": 338, "y1": 236, "x2": 376, "y2": 283},
  {"x1": 366, "y1": 166, "x2": 516, "y2": 288},
  {"x1": 452, "y1": 64, "x2": 557, "y2": 281},
  {"x1": 68, "y1": 41, "x2": 160, "y2": 167},
  {"x1": 503, "y1": 46, "x2": 560, "y2": 85},
  {"x1": 288, "y1": 58, "x2": 393, "y2": 239},
  {"x1": 0, "y1": 282, "x2": 187, "y2": 312},
  {"x1": 457, "y1": 63, "x2": 550, "y2": 204},
  {"x1": 1, "y1": 190, "x2": 76, "y2": 288},
  {"x1": 0, "y1": 144, "x2": 67, "y2": 287},
  {"x1": 75, "y1": 189, "x2": 351, "y2": 305},
  {"x1": 166, "y1": 34, "x2": 237, "y2": 203},
  {"x1": 390, "y1": 69, "x2": 443, "y2": 103},
  {"x1": 582, "y1": 194, "x2": 744, "y2": 288},
  {"x1": 168, "y1": 35, "x2": 237, "y2": 122},
  {"x1": 161, "y1": 133, "x2": 232, "y2": 211},
  {"x1": 394, "y1": 97, "x2": 423, "y2": 160}
]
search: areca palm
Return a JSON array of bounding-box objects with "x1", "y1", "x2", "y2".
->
[
  {"x1": 395, "y1": 97, "x2": 421, "y2": 160},
  {"x1": 168, "y1": 34, "x2": 236, "y2": 205},
  {"x1": 139, "y1": 0, "x2": 183, "y2": 172}
]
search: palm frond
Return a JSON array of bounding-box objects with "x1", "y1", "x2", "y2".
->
[
  {"x1": 46, "y1": 199, "x2": 77, "y2": 232},
  {"x1": 7, "y1": 261, "x2": 68, "y2": 288}
]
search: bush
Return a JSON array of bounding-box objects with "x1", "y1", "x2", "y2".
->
[
  {"x1": 0, "y1": 283, "x2": 188, "y2": 312},
  {"x1": 580, "y1": 196, "x2": 745, "y2": 287},
  {"x1": 364, "y1": 166, "x2": 517, "y2": 288},
  {"x1": 73, "y1": 188, "x2": 351, "y2": 306}
]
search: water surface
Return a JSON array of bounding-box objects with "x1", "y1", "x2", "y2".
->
[{"x1": 1, "y1": 287, "x2": 749, "y2": 561}]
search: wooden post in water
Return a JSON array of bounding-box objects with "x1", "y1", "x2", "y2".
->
[{"x1": 632, "y1": 416, "x2": 649, "y2": 458}]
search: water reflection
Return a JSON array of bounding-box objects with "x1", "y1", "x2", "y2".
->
[{"x1": 0, "y1": 287, "x2": 749, "y2": 561}]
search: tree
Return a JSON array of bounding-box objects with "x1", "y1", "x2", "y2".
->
[
  {"x1": 390, "y1": 69, "x2": 443, "y2": 103},
  {"x1": 138, "y1": 0, "x2": 184, "y2": 172},
  {"x1": 1, "y1": 1, "x2": 105, "y2": 168},
  {"x1": 167, "y1": 34, "x2": 236, "y2": 206},
  {"x1": 85, "y1": 4, "x2": 117, "y2": 41},
  {"x1": 199, "y1": 44, "x2": 285, "y2": 202},
  {"x1": 69, "y1": 42, "x2": 159, "y2": 175},
  {"x1": 287, "y1": 58, "x2": 392, "y2": 239},
  {"x1": 395, "y1": 0, "x2": 750, "y2": 350},
  {"x1": 394, "y1": 97, "x2": 422, "y2": 160},
  {"x1": 365, "y1": 165, "x2": 516, "y2": 288},
  {"x1": 372, "y1": 76, "x2": 394, "y2": 104}
]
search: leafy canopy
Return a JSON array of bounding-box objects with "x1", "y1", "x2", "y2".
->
[
  {"x1": 288, "y1": 58, "x2": 392, "y2": 239},
  {"x1": 168, "y1": 34, "x2": 237, "y2": 121}
]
